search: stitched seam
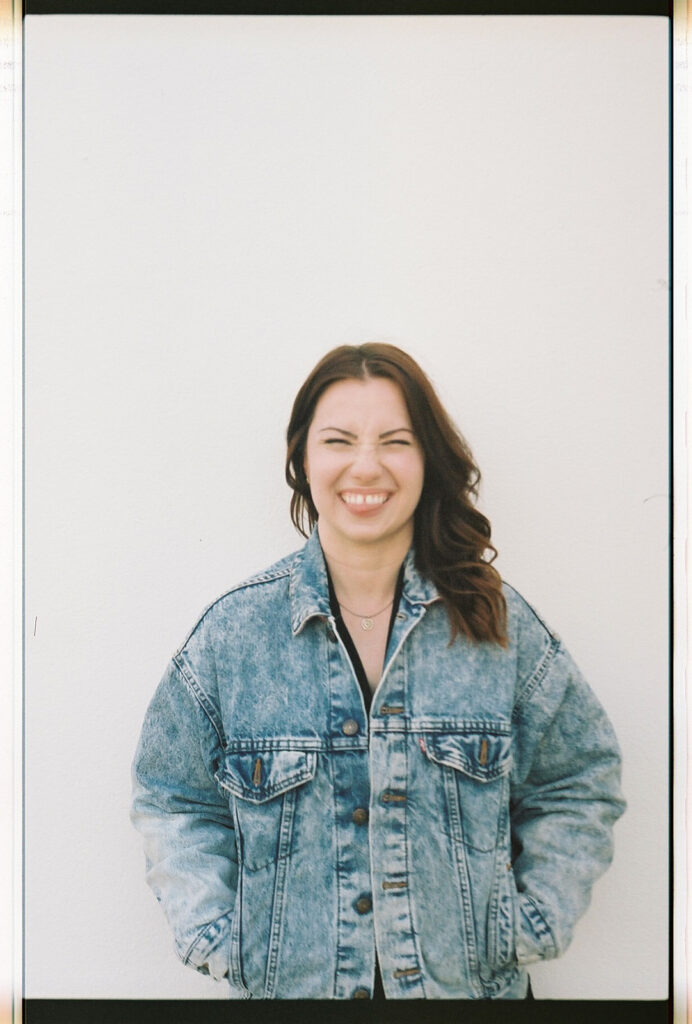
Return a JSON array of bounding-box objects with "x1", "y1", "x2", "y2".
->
[
  {"x1": 218, "y1": 755, "x2": 316, "y2": 802},
  {"x1": 442, "y1": 765, "x2": 483, "y2": 995},
  {"x1": 327, "y1": 653, "x2": 345, "y2": 1000},
  {"x1": 427, "y1": 756, "x2": 510, "y2": 783},
  {"x1": 522, "y1": 893, "x2": 558, "y2": 957},
  {"x1": 397, "y1": 718, "x2": 512, "y2": 734},
  {"x1": 180, "y1": 911, "x2": 230, "y2": 967},
  {"x1": 512, "y1": 635, "x2": 561, "y2": 721},
  {"x1": 503, "y1": 581, "x2": 560, "y2": 640},
  {"x1": 264, "y1": 789, "x2": 295, "y2": 996},
  {"x1": 221, "y1": 736, "x2": 366, "y2": 753},
  {"x1": 172, "y1": 655, "x2": 226, "y2": 748},
  {"x1": 402, "y1": 701, "x2": 427, "y2": 998}
]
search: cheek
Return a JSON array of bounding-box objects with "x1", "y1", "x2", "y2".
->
[
  {"x1": 304, "y1": 452, "x2": 338, "y2": 497},
  {"x1": 411, "y1": 483, "x2": 425, "y2": 510},
  {"x1": 407, "y1": 458, "x2": 425, "y2": 498},
  {"x1": 303, "y1": 439, "x2": 318, "y2": 482}
]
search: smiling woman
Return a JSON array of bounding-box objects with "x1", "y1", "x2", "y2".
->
[
  {"x1": 131, "y1": 343, "x2": 626, "y2": 1001},
  {"x1": 286, "y1": 344, "x2": 508, "y2": 648},
  {"x1": 304, "y1": 377, "x2": 424, "y2": 565}
]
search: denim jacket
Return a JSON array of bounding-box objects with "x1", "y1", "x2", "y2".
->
[{"x1": 131, "y1": 529, "x2": 625, "y2": 1000}]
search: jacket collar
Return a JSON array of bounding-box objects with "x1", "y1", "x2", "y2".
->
[{"x1": 289, "y1": 527, "x2": 440, "y2": 636}]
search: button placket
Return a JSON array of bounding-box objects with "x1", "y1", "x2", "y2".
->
[
  {"x1": 324, "y1": 615, "x2": 374, "y2": 997},
  {"x1": 368, "y1": 649, "x2": 426, "y2": 999}
]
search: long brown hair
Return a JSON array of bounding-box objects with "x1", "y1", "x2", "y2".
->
[{"x1": 285, "y1": 343, "x2": 507, "y2": 646}]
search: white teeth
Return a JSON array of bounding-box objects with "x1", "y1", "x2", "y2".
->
[{"x1": 342, "y1": 493, "x2": 388, "y2": 506}]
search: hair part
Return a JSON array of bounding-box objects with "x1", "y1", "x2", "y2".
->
[{"x1": 285, "y1": 343, "x2": 507, "y2": 646}]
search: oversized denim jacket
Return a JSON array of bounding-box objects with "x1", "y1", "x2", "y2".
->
[{"x1": 131, "y1": 529, "x2": 625, "y2": 1000}]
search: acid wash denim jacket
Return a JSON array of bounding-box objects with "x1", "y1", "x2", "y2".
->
[{"x1": 131, "y1": 529, "x2": 625, "y2": 1000}]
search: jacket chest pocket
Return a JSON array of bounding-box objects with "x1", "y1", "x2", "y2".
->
[
  {"x1": 215, "y1": 749, "x2": 317, "y2": 872},
  {"x1": 423, "y1": 731, "x2": 512, "y2": 853}
]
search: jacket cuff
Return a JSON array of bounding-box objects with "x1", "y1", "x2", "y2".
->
[
  {"x1": 179, "y1": 911, "x2": 233, "y2": 982},
  {"x1": 515, "y1": 894, "x2": 558, "y2": 965}
]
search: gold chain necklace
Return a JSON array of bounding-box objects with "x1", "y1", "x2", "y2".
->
[{"x1": 337, "y1": 598, "x2": 394, "y2": 632}]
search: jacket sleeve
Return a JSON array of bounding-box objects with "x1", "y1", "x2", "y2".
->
[
  {"x1": 130, "y1": 659, "x2": 237, "y2": 983},
  {"x1": 509, "y1": 631, "x2": 626, "y2": 966}
]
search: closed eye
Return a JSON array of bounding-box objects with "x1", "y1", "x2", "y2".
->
[{"x1": 383, "y1": 439, "x2": 412, "y2": 446}]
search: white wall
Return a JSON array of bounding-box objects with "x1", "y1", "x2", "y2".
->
[{"x1": 24, "y1": 15, "x2": 668, "y2": 999}]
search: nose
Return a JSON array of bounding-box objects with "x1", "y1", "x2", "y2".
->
[{"x1": 350, "y1": 442, "x2": 382, "y2": 480}]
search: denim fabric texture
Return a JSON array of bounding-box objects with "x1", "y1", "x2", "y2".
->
[{"x1": 131, "y1": 529, "x2": 625, "y2": 1000}]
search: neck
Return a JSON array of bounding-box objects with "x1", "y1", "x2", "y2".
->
[{"x1": 317, "y1": 526, "x2": 409, "y2": 609}]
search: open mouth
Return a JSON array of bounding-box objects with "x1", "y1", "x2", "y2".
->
[{"x1": 340, "y1": 491, "x2": 390, "y2": 508}]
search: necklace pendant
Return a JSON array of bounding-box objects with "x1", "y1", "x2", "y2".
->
[{"x1": 361, "y1": 617, "x2": 374, "y2": 631}]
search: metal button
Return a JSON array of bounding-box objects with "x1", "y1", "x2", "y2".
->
[
  {"x1": 342, "y1": 719, "x2": 359, "y2": 736},
  {"x1": 353, "y1": 988, "x2": 370, "y2": 999},
  {"x1": 352, "y1": 807, "x2": 369, "y2": 825},
  {"x1": 355, "y1": 896, "x2": 372, "y2": 915}
]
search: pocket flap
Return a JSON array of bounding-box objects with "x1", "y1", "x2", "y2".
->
[
  {"x1": 425, "y1": 731, "x2": 512, "y2": 782},
  {"x1": 216, "y1": 749, "x2": 317, "y2": 804}
]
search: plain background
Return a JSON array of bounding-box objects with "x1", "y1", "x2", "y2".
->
[{"x1": 24, "y1": 14, "x2": 668, "y2": 999}]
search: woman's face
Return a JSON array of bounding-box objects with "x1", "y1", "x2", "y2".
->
[{"x1": 304, "y1": 376, "x2": 425, "y2": 559}]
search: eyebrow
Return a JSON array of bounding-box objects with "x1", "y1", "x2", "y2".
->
[{"x1": 317, "y1": 427, "x2": 415, "y2": 438}]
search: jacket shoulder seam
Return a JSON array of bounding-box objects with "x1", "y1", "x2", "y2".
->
[
  {"x1": 504, "y1": 582, "x2": 563, "y2": 719},
  {"x1": 512, "y1": 635, "x2": 563, "y2": 720},
  {"x1": 502, "y1": 580, "x2": 559, "y2": 641},
  {"x1": 171, "y1": 654, "x2": 226, "y2": 749}
]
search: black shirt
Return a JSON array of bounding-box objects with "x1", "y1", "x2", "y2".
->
[{"x1": 325, "y1": 564, "x2": 405, "y2": 713}]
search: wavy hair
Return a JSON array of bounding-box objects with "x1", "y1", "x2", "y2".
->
[{"x1": 285, "y1": 343, "x2": 507, "y2": 646}]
